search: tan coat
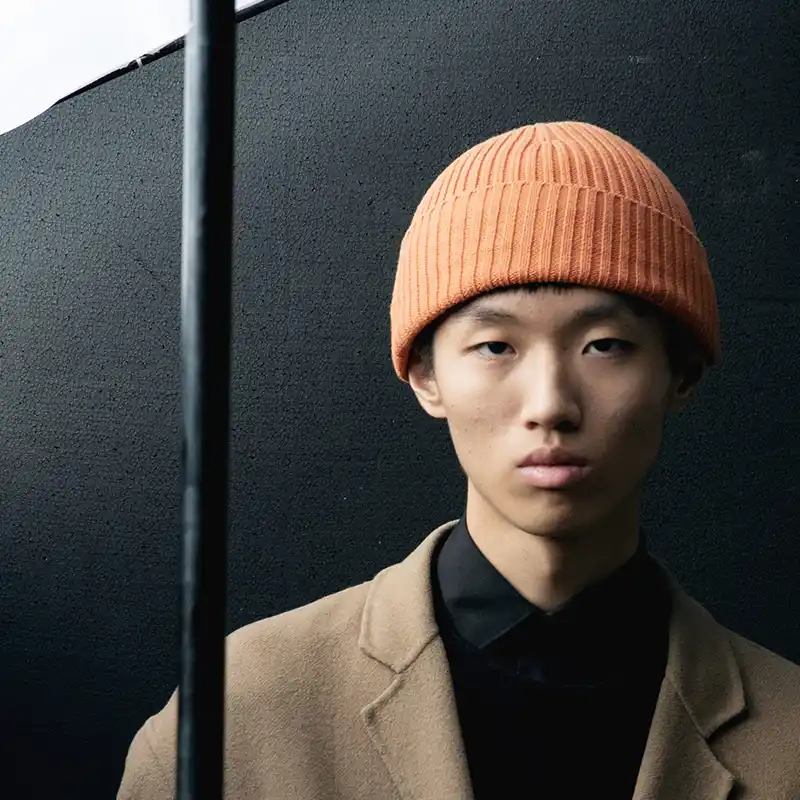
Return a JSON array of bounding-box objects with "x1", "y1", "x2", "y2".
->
[{"x1": 118, "y1": 519, "x2": 800, "y2": 799}]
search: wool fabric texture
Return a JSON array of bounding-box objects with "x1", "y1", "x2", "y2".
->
[{"x1": 389, "y1": 121, "x2": 721, "y2": 383}]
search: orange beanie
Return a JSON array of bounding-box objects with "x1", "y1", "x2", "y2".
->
[{"x1": 390, "y1": 121, "x2": 721, "y2": 383}]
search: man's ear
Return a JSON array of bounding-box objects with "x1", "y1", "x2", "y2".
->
[
  {"x1": 407, "y1": 359, "x2": 448, "y2": 420},
  {"x1": 664, "y1": 360, "x2": 706, "y2": 415}
]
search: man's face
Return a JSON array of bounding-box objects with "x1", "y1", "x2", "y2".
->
[{"x1": 408, "y1": 286, "x2": 696, "y2": 542}]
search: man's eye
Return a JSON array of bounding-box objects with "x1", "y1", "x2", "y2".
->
[
  {"x1": 476, "y1": 341, "x2": 512, "y2": 357},
  {"x1": 586, "y1": 338, "x2": 635, "y2": 355}
]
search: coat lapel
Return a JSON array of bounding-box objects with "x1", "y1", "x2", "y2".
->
[
  {"x1": 632, "y1": 562, "x2": 746, "y2": 799},
  {"x1": 358, "y1": 520, "x2": 748, "y2": 800},
  {"x1": 358, "y1": 520, "x2": 474, "y2": 800}
]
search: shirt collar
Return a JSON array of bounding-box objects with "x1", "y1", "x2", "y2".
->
[{"x1": 434, "y1": 515, "x2": 670, "y2": 664}]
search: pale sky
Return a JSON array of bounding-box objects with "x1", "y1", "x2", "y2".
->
[{"x1": 0, "y1": 0, "x2": 261, "y2": 136}]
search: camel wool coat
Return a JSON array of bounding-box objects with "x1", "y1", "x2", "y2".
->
[{"x1": 118, "y1": 519, "x2": 800, "y2": 799}]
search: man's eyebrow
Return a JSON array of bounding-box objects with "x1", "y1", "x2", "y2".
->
[{"x1": 455, "y1": 300, "x2": 633, "y2": 328}]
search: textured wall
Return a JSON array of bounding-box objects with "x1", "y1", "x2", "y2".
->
[{"x1": 0, "y1": 0, "x2": 797, "y2": 797}]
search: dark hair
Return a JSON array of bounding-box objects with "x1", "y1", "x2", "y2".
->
[{"x1": 407, "y1": 282, "x2": 706, "y2": 389}]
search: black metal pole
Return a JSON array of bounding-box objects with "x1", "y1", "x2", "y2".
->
[{"x1": 178, "y1": 0, "x2": 235, "y2": 798}]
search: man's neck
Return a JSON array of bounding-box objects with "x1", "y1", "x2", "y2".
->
[{"x1": 465, "y1": 491, "x2": 643, "y2": 613}]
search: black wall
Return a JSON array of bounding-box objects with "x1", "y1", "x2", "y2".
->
[{"x1": 1, "y1": 1, "x2": 798, "y2": 797}]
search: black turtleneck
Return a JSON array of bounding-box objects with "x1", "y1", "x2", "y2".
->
[{"x1": 430, "y1": 516, "x2": 672, "y2": 799}]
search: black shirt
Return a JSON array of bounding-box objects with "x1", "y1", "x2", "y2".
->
[{"x1": 430, "y1": 516, "x2": 672, "y2": 798}]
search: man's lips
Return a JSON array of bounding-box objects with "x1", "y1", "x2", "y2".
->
[
  {"x1": 518, "y1": 464, "x2": 592, "y2": 489},
  {"x1": 517, "y1": 447, "x2": 589, "y2": 468}
]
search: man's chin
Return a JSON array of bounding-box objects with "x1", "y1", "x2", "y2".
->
[{"x1": 502, "y1": 497, "x2": 601, "y2": 539}]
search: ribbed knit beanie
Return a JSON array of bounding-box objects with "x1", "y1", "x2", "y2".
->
[{"x1": 390, "y1": 121, "x2": 720, "y2": 383}]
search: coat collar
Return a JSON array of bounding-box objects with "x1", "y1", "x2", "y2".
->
[{"x1": 358, "y1": 519, "x2": 745, "y2": 800}]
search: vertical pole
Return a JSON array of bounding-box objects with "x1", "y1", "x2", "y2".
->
[{"x1": 178, "y1": 0, "x2": 236, "y2": 799}]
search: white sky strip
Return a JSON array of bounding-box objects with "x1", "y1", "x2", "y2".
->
[{"x1": 0, "y1": 0, "x2": 264, "y2": 136}]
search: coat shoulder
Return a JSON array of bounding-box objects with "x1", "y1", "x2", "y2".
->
[
  {"x1": 224, "y1": 576, "x2": 378, "y2": 691},
  {"x1": 117, "y1": 570, "x2": 403, "y2": 800},
  {"x1": 726, "y1": 627, "x2": 800, "y2": 706}
]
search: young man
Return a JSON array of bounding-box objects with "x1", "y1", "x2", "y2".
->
[{"x1": 118, "y1": 122, "x2": 800, "y2": 799}]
